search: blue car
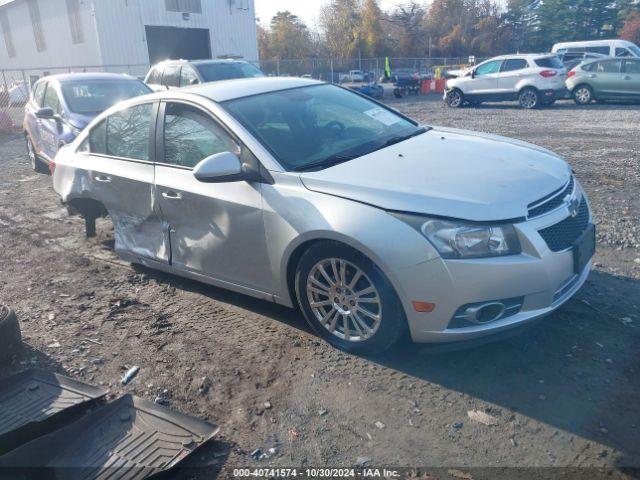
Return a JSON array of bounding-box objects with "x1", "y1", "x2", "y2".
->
[{"x1": 24, "y1": 73, "x2": 151, "y2": 173}]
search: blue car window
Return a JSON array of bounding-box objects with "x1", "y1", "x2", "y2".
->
[{"x1": 43, "y1": 85, "x2": 61, "y2": 114}]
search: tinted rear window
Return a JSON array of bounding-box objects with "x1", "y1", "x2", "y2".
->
[
  {"x1": 535, "y1": 57, "x2": 564, "y2": 69},
  {"x1": 196, "y1": 63, "x2": 264, "y2": 82}
]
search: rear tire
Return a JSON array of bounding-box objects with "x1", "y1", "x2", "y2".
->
[
  {"x1": 445, "y1": 89, "x2": 464, "y2": 108},
  {"x1": 295, "y1": 242, "x2": 407, "y2": 355},
  {"x1": 573, "y1": 85, "x2": 593, "y2": 105},
  {"x1": 518, "y1": 88, "x2": 540, "y2": 109},
  {"x1": 26, "y1": 135, "x2": 47, "y2": 174}
]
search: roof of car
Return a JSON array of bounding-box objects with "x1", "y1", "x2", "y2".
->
[
  {"x1": 45, "y1": 72, "x2": 139, "y2": 84},
  {"x1": 153, "y1": 59, "x2": 252, "y2": 67},
  {"x1": 491, "y1": 53, "x2": 558, "y2": 60},
  {"x1": 184, "y1": 76, "x2": 324, "y2": 102}
]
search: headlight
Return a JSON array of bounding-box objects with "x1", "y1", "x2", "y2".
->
[{"x1": 391, "y1": 214, "x2": 521, "y2": 259}]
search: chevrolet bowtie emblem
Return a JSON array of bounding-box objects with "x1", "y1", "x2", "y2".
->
[{"x1": 565, "y1": 195, "x2": 580, "y2": 218}]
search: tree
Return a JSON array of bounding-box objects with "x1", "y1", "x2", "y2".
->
[
  {"x1": 267, "y1": 11, "x2": 314, "y2": 60},
  {"x1": 320, "y1": 0, "x2": 362, "y2": 58},
  {"x1": 359, "y1": 0, "x2": 386, "y2": 57},
  {"x1": 385, "y1": 1, "x2": 428, "y2": 57},
  {"x1": 619, "y1": 10, "x2": 640, "y2": 43}
]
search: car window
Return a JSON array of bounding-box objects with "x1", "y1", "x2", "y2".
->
[
  {"x1": 43, "y1": 85, "x2": 61, "y2": 114},
  {"x1": 475, "y1": 60, "x2": 502, "y2": 77},
  {"x1": 146, "y1": 66, "x2": 162, "y2": 84},
  {"x1": 585, "y1": 46, "x2": 610, "y2": 55},
  {"x1": 89, "y1": 103, "x2": 153, "y2": 160},
  {"x1": 501, "y1": 59, "x2": 528, "y2": 72},
  {"x1": 535, "y1": 57, "x2": 564, "y2": 69},
  {"x1": 180, "y1": 67, "x2": 199, "y2": 87},
  {"x1": 616, "y1": 48, "x2": 633, "y2": 57},
  {"x1": 60, "y1": 80, "x2": 150, "y2": 115},
  {"x1": 32, "y1": 82, "x2": 46, "y2": 107},
  {"x1": 582, "y1": 62, "x2": 597, "y2": 72},
  {"x1": 223, "y1": 84, "x2": 422, "y2": 171},
  {"x1": 195, "y1": 62, "x2": 265, "y2": 82},
  {"x1": 625, "y1": 59, "x2": 640, "y2": 74},
  {"x1": 163, "y1": 102, "x2": 239, "y2": 168},
  {"x1": 162, "y1": 65, "x2": 181, "y2": 88},
  {"x1": 596, "y1": 60, "x2": 622, "y2": 73}
]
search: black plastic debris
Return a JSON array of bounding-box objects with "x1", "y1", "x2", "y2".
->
[
  {"x1": 0, "y1": 394, "x2": 219, "y2": 480},
  {"x1": 0, "y1": 369, "x2": 107, "y2": 454}
]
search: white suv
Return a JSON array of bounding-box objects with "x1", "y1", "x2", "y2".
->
[{"x1": 444, "y1": 54, "x2": 567, "y2": 109}]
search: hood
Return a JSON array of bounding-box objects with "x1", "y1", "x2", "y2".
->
[
  {"x1": 67, "y1": 113, "x2": 95, "y2": 130},
  {"x1": 445, "y1": 69, "x2": 468, "y2": 78},
  {"x1": 299, "y1": 127, "x2": 571, "y2": 222}
]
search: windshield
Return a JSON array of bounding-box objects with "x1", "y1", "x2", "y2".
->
[
  {"x1": 61, "y1": 80, "x2": 151, "y2": 115},
  {"x1": 223, "y1": 84, "x2": 424, "y2": 171},
  {"x1": 196, "y1": 63, "x2": 265, "y2": 82}
]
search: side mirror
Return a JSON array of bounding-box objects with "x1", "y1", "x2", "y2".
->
[
  {"x1": 190, "y1": 78, "x2": 199, "y2": 85},
  {"x1": 470, "y1": 70, "x2": 476, "y2": 79},
  {"x1": 193, "y1": 151, "x2": 244, "y2": 183},
  {"x1": 35, "y1": 107, "x2": 55, "y2": 119}
]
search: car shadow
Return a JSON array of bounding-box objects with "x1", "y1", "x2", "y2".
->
[
  {"x1": 371, "y1": 269, "x2": 640, "y2": 465},
  {"x1": 133, "y1": 261, "x2": 640, "y2": 464}
]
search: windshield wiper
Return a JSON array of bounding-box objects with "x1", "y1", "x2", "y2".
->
[
  {"x1": 382, "y1": 127, "x2": 429, "y2": 148},
  {"x1": 294, "y1": 154, "x2": 360, "y2": 172}
]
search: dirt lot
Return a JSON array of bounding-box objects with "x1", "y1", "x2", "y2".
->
[{"x1": 1, "y1": 97, "x2": 639, "y2": 478}]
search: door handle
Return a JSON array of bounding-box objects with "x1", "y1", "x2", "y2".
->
[
  {"x1": 94, "y1": 175, "x2": 111, "y2": 183},
  {"x1": 162, "y1": 191, "x2": 182, "y2": 200}
]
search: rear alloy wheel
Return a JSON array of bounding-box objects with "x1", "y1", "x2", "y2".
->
[
  {"x1": 518, "y1": 88, "x2": 540, "y2": 109},
  {"x1": 445, "y1": 89, "x2": 464, "y2": 108},
  {"x1": 26, "y1": 136, "x2": 47, "y2": 174},
  {"x1": 573, "y1": 85, "x2": 593, "y2": 105},
  {"x1": 295, "y1": 242, "x2": 406, "y2": 354}
]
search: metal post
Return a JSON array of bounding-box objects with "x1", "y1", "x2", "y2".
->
[
  {"x1": 330, "y1": 59, "x2": 334, "y2": 84},
  {"x1": 276, "y1": 59, "x2": 280, "y2": 77}
]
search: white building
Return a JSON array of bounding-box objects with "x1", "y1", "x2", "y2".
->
[{"x1": 0, "y1": 0, "x2": 259, "y2": 76}]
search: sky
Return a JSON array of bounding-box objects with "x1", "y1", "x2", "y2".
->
[{"x1": 255, "y1": 0, "x2": 400, "y2": 28}]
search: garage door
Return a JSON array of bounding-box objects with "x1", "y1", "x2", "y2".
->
[{"x1": 145, "y1": 26, "x2": 212, "y2": 64}]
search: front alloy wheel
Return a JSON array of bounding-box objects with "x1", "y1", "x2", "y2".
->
[
  {"x1": 307, "y1": 258, "x2": 382, "y2": 342},
  {"x1": 295, "y1": 242, "x2": 406, "y2": 354},
  {"x1": 445, "y1": 89, "x2": 463, "y2": 108},
  {"x1": 26, "y1": 136, "x2": 46, "y2": 173}
]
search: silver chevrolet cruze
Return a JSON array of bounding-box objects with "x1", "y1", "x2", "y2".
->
[{"x1": 52, "y1": 77, "x2": 595, "y2": 354}]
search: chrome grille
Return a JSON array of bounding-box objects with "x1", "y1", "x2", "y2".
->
[
  {"x1": 538, "y1": 199, "x2": 590, "y2": 252},
  {"x1": 528, "y1": 176, "x2": 574, "y2": 218}
]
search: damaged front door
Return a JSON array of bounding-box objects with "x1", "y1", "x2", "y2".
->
[{"x1": 86, "y1": 101, "x2": 170, "y2": 263}]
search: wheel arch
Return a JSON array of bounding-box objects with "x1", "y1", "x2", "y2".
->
[{"x1": 281, "y1": 231, "x2": 407, "y2": 310}]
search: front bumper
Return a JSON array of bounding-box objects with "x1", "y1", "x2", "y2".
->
[{"x1": 394, "y1": 200, "x2": 593, "y2": 344}]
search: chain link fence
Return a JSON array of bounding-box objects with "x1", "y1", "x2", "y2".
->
[{"x1": 0, "y1": 57, "x2": 478, "y2": 134}]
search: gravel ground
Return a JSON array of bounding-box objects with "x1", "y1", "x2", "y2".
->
[{"x1": 0, "y1": 97, "x2": 639, "y2": 479}]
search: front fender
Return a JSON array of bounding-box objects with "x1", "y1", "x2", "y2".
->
[{"x1": 261, "y1": 173, "x2": 440, "y2": 307}]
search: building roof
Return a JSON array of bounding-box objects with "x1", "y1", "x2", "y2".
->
[{"x1": 185, "y1": 77, "x2": 323, "y2": 102}]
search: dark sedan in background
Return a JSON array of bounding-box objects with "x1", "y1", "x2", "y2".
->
[{"x1": 24, "y1": 73, "x2": 150, "y2": 173}]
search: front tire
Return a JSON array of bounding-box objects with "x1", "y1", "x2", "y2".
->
[
  {"x1": 573, "y1": 85, "x2": 593, "y2": 105},
  {"x1": 518, "y1": 88, "x2": 540, "y2": 109},
  {"x1": 445, "y1": 89, "x2": 464, "y2": 108},
  {"x1": 295, "y1": 242, "x2": 407, "y2": 354},
  {"x1": 26, "y1": 135, "x2": 47, "y2": 174}
]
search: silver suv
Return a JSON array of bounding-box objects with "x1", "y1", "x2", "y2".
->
[{"x1": 445, "y1": 54, "x2": 567, "y2": 109}]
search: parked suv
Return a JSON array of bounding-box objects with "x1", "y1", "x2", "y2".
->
[
  {"x1": 566, "y1": 57, "x2": 640, "y2": 104},
  {"x1": 24, "y1": 73, "x2": 150, "y2": 173},
  {"x1": 144, "y1": 59, "x2": 264, "y2": 91},
  {"x1": 444, "y1": 54, "x2": 567, "y2": 109}
]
